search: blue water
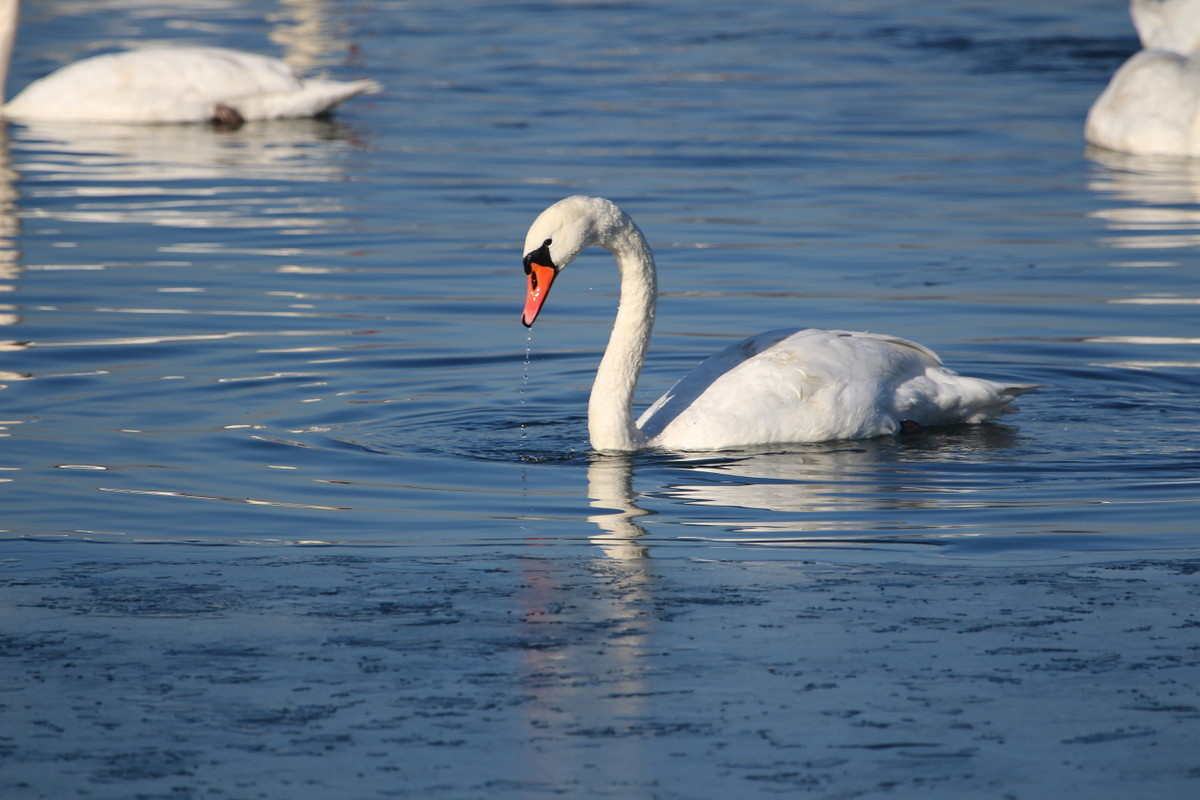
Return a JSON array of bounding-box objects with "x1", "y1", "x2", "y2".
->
[{"x1": 2, "y1": 0, "x2": 1197, "y2": 564}]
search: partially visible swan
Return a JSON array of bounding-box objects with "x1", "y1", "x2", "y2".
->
[
  {"x1": 1085, "y1": 50, "x2": 1200, "y2": 157},
  {"x1": 1131, "y1": 0, "x2": 1200, "y2": 52},
  {"x1": 0, "y1": 1, "x2": 379, "y2": 125},
  {"x1": 520, "y1": 196, "x2": 1035, "y2": 454},
  {"x1": 1085, "y1": 1, "x2": 1200, "y2": 156}
]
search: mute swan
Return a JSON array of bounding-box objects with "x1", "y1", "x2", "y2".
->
[
  {"x1": 1085, "y1": 1, "x2": 1200, "y2": 156},
  {"x1": 0, "y1": 1, "x2": 379, "y2": 125},
  {"x1": 520, "y1": 196, "x2": 1035, "y2": 454}
]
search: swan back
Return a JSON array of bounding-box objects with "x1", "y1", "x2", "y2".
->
[{"x1": 638, "y1": 329, "x2": 1033, "y2": 451}]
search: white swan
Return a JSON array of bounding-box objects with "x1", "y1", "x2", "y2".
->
[
  {"x1": 520, "y1": 196, "x2": 1036, "y2": 454},
  {"x1": 0, "y1": 1, "x2": 379, "y2": 125},
  {"x1": 1085, "y1": 1, "x2": 1200, "y2": 156}
]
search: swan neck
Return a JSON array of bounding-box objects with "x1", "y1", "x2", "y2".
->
[
  {"x1": 0, "y1": 0, "x2": 16, "y2": 107},
  {"x1": 588, "y1": 225, "x2": 657, "y2": 453}
]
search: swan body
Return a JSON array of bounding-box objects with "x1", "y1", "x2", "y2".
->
[
  {"x1": 1085, "y1": 1, "x2": 1200, "y2": 156},
  {"x1": 0, "y1": 3, "x2": 379, "y2": 124},
  {"x1": 520, "y1": 196, "x2": 1035, "y2": 454},
  {"x1": 1085, "y1": 49, "x2": 1200, "y2": 157}
]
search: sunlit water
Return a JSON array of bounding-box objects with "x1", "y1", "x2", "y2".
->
[{"x1": 2, "y1": 0, "x2": 1197, "y2": 565}]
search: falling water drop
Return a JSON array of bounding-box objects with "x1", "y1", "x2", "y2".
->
[{"x1": 519, "y1": 331, "x2": 533, "y2": 442}]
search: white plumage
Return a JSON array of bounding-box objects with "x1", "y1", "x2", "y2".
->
[
  {"x1": 1086, "y1": 49, "x2": 1200, "y2": 157},
  {"x1": 1086, "y1": 0, "x2": 1200, "y2": 156},
  {"x1": 0, "y1": 2, "x2": 379, "y2": 125},
  {"x1": 520, "y1": 196, "x2": 1035, "y2": 454},
  {"x1": 1131, "y1": 0, "x2": 1200, "y2": 52}
]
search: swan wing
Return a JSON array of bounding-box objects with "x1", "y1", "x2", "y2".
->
[
  {"x1": 6, "y1": 47, "x2": 380, "y2": 123},
  {"x1": 639, "y1": 328, "x2": 1031, "y2": 450}
]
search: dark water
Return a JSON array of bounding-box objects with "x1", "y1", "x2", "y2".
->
[{"x1": 2, "y1": 0, "x2": 1196, "y2": 565}]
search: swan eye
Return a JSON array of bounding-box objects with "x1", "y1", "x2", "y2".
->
[{"x1": 523, "y1": 239, "x2": 556, "y2": 275}]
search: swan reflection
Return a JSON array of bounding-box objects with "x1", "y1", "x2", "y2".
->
[
  {"x1": 1087, "y1": 147, "x2": 1200, "y2": 253},
  {"x1": 270, "y1": 0, "x2": 370, "y2": 72},
  {"x1": 0, "y1": 125, "x2": 22, "y2": 351},
  {"x1": 587, "y1": 454, "x2": 653, "y2": 560},
  {"x1": 7, "y1": 117, "x2": 368, "y2": 240},
  {"x1": 1085, "y1": 147, "x2": 1200, "y2": 370},
  {"x1": 586, "y1": 428, "x2": 1025, "y2": 559},
  {"x1": 14, "y1": 116, "x2": 364, "y2": 179}
]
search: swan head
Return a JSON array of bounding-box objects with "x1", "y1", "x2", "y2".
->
[{"x1": 521, "y1": 196, "x2": 632, "y2": 327}]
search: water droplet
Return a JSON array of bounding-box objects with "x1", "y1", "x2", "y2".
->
[{"x1": 520, "y1": 332, "x2": 533, "y2": 440}]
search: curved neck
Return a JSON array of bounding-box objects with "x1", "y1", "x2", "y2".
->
[
  {"x1": 588, "y1": 222, "x2": 657, "y2": 453},
  {"x1": 0, "y1": 0, "x2": 17, "y2": 107}
]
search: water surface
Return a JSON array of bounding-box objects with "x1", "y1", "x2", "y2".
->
[{"x1": 2, "y1": 0, "x2": 1197, "y2": 565}]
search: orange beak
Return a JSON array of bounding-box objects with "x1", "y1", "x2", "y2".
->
[{"x1": 522, "y1": 262, "x2": 557, "y2": 327}]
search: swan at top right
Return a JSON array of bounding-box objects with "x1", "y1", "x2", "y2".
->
[{"x1": 1085, "y1": 0, "x2": 1200, "y2": 156}]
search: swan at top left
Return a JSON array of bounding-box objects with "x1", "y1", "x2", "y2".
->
[{"x1": 0, "y1": 0, "x2": 381, "y2": 126}]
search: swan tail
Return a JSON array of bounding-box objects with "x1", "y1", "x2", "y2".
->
[
  {"x1": 1000, "y1": 383, "x2": 1039, "y2": 399},
  {"x1": 957, "y1": 379, "x2": 1038, "y2": 424},
  {"x1": 901, "y1": 375, "x2": 1037, "y2": 428},
  {"x1": 236, "y1": 78, "x2": 382, "y2": 120}
]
